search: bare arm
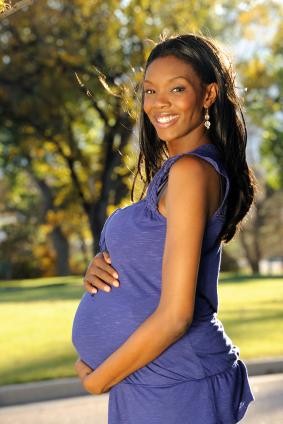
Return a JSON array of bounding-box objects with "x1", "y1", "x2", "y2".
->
[{"x1": 81, "y1": 156, "x2": 209, "y2": 395}]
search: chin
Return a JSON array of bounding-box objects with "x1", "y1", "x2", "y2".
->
[{"x1": 156, "y1": 130, "x2": 188, "y2": 143}]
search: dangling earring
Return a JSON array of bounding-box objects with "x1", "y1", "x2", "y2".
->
[{"x1": 204, "y1": 107, "x2": 211, "y2": 129}]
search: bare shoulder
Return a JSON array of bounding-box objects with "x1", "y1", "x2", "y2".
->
[
  {"x1": 167, "y1": 154, "x2": 210, "y2": 191},
  {"x1": 165, "y1": 155, "x2": 209, "y2": 221},
  {"x1": 159, "y1": 154, "x2": 220, "y2": 223}
]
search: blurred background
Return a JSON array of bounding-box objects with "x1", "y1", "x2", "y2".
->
[{"x1": 0, "y1": 0, "x2": 282, "y2": 393}]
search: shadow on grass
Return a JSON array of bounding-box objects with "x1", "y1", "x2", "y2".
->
[
  {"x1": 0, "y1": 349, "x2": 79, "y2": 386},
  {"x1": 220, "y1": 308, "x2": 283, "y2": 342},
  {"x1": 1, "y1": 273, "x2": 283, "y2": 302},
  {"x1": 1, "y1": 283, "x2": 68, "y2": 291},
  {"x1": 0, "y1": 283, "x2": 85, "y2": 303},
  {"x1": 219, "y1": 273, "x2": 283, "y2": 283},
  {"x1": 221, "y1": 309, "x2": 283, "y2": 324}
]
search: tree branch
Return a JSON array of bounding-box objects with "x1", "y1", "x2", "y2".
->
[
  {"x1": 0, "y1": 0, "x2": 35, "y2": 20},
  {"x1": 74, "y1": 72, "x2": 110, "y2": 125}
]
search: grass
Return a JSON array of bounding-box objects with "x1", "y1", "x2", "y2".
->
[
  {"x1": 218, "y1": 273, "x2": 283, "y2": 360},
  {"x1": 0, "y1": 273, "x2": 283, "y2": 386},
  {"x1": 0, "y1": 276, "x2": 83, "y2": 386}
]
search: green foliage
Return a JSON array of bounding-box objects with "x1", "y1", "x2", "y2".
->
[
  {"x1": 0, "y1": 224, "x2": 42, "y2": 279},
  {"x1": 238, "y1": 6, "x2": 283, "y2": 188},
  {"x1": 0, "y1": 0, "x2": 282, "y2": 276},
  {"x1": 0, "y1": 0, "x2": 231, "y2": 275}
]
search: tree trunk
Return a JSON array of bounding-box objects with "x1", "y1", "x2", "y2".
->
[
  {"x1": 29, "y1": 172, "x2": 71, "y2": 276},
  {"x1": 239, "y1": 202, "x2": 263, "y2": 275},
  {"x1": 50, "y1": 225, "x2": 70, "y2": 276}
]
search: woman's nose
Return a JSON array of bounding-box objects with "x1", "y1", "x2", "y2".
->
[{"x1": 153, "y1": 92, "x2": 171, "y2": 108}]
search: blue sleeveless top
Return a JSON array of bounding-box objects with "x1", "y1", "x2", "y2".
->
[{"x1": 72, "y1": 143, "x2": 254, "y2": 424}]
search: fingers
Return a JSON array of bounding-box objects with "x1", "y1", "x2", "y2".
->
[
  {"x1": 93, "y1": 266, "x2": 119, "y2": 288},
  {"x1": 95, "y1": 253, "x2": 119, "y2": 283},
  {"x1": 83, "y1": 251, "x2": 119, "y2": 295},
  {"x1": 83, "y1": 278, "x2": 98, "y2": 294},
  {"x1": 102, "y1": 251, "x2": 111, "y2": 264},
  {"x1": 84, "y1": 273, "x2": 118, "y2": 294},
  {"x1": 83, "y1": 267, "x2": 105, "y2": 294}
]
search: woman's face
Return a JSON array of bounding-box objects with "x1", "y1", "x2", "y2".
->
[{"x1": 143, "y1": 55, "x2": 206, "y2": 143}]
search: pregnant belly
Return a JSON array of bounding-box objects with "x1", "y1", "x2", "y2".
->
[
  {"x1": 72, "y1": 289, "x2": 158, "y2": 370},
  {"x1": 72, "y1": 291, "x2": 239, "y2": 386}
]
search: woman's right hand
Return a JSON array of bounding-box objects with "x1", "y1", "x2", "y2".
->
[{"x1": 83, "y1": 251, "x2": 120, "y2": 295}]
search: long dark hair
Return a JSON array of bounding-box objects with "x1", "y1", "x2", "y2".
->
[{"x1": 130, "y1": 33, "x2": 257, "y2": 244}]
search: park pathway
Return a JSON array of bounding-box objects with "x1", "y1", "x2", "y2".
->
[{"x1": 0, "y1": 374, "x2": 283, "y2": 424}]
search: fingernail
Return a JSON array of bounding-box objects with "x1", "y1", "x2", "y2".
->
[
  {"x1": 113, "y1": 272, "x2": 118, "y2": 279},
  {"x1": 104, "y1": 286, "x2": 111, "y2": 292},
  {"x1": 113, "y1": 280, "x2": 119, "y2": 287}
]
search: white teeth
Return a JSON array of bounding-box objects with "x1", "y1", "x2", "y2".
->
[{"x1": 156, "y1": 115, "x2": 178, "y2": 123}]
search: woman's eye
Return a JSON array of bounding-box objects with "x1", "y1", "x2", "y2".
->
[
  {"x1": 144, "y1": 89, "x2": 154, "y2": 94},
  {"x1": 172, "y1": 86, "x2": 185, "y2": 93},
  {"x1": 143, "y1": 86, "x2": 185, "y2": 95}
]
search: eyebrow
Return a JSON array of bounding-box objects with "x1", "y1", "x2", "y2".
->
[{"x1": 143, "y1": 76, "x2": 190, "y2": 84}]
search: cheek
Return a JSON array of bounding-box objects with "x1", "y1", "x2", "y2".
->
[
  {"x1": 143, "y1": 101, "x2": 154, "y2": 125},
  {"x1": 179, "y1": 94, "x2": 203, "y2": 119},
  {"x1": 178, "y1": 93, "x2": 196, "y2": 111},
  {"x1": 143, "y1": 97, "x2": 152, "y2": 115}
]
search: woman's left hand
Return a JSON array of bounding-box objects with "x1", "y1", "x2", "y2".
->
[{"x1": 74, "y1": 358, "x2": 93, "y2": 382}]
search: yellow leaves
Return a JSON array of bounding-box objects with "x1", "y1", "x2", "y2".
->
[
  {"x1": 239, "y1": 3, "x2": 276, "y2": 40},
  {"x1": 243, "y1": 57, "x2": 271, "y2": 89},
  {"x1": 239, "y1": 3, "x2": 270, "y2": 26},
  {"x1": 247, "y1": 57, "x2": 265, "y2": 78},
  {"x1": 57, "y1": 51, "x2": 84, "y2": 67},
  {"x1": 0, "y1": 0, "x2": 35, "y2": 20},
  {"x1": 272, "y1": 102, "x2": 281, "y2": 113},
  {"x1": 0, "y1": 0, "x2": 10, "y2": 13},
  {"x1": 44, "y1": 208, "x2": 89, "y2": 237},
  {"x1": 46, "y1": 210, "x2": 65, "y2": 227},
  {"x1": 32, "y1": 243, "x2": 56, "y2": 277}
]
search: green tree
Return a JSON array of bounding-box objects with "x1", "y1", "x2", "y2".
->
[
  {"x1": 1, "y1": 0, "x2": 281, "y2": 276},
  {"x1": 0, "y1": 0, "x2": 230, "y2": 275}
]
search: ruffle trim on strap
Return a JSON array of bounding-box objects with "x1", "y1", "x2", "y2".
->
[{"x1": 145, "y1": 143, "x2": 230, "y2": 225}]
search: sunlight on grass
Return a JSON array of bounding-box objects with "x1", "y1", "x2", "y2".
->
[
  {"x1": 1, "y1": 274, "x2": 283, "y2": 385},
  {"x1": 218, "y1": 276, "x2": 283, "y2": 359},
  {"x1": 0, "y1": 276, "x2": 83, "y2": 385}
]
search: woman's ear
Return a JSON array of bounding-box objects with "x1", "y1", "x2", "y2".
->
[{"x1": 203, "y1": 82, "x2": 218, "y2": 108}]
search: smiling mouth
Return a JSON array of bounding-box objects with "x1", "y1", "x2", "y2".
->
[{"x1": 155, "y1": 114, "x2": 179, "y2": 127}]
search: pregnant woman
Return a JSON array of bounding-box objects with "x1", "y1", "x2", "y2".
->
[{"x1": 72, "y1": 33, "x2": 256, "y2": 423}]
